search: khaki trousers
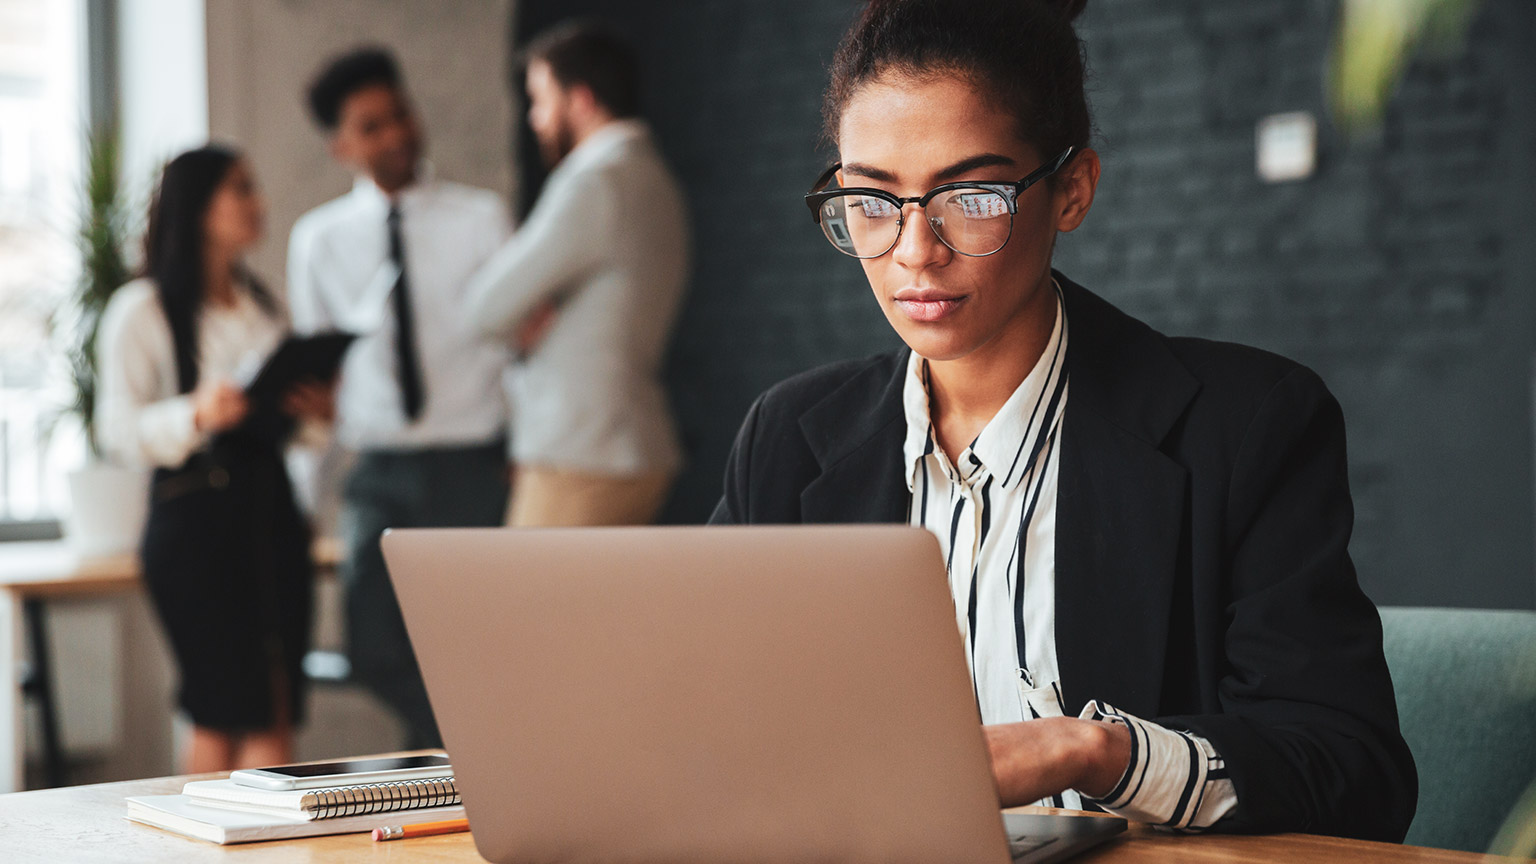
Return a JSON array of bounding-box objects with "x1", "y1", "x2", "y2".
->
[{"x1": 506, "y1": 465, "x2": 674, "y2": 527}]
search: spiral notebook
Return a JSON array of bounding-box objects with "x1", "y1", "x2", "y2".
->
[
  {"x1": 125, "y1": 794, "x2": 465, "y2": 845},
  {"x1": 181, "y1": 776, "x2": 459, "y2": 820}
]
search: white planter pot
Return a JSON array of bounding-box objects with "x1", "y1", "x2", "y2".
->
[{"x1": 64, "y1": 464, "x2": 150, "y2": 557}]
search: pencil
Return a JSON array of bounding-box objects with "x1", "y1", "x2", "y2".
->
[{"x1": 372, "y1": 817, "x2": 471, "y2": 841}]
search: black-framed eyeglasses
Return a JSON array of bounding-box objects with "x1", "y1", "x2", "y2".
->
[{"x1": 804, "y1": 146, "x2": 1076, "y2": 259}]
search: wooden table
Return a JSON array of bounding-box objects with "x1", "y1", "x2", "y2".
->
[
  {"x1": 0, "y1": 543, "x2": 143, "y2": 794},
  {"x1": 0, "y1": 540, "x2": 342, "y2": 794},
  {"x1": 0, "y1": 767, "x2": 1505, "y2": 863}
]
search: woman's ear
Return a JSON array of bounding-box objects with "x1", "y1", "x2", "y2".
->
[{"x1": 1053, "y1": 148, "x2": 1100, "y2": 233}]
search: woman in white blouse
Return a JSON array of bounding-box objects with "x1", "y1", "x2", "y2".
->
[{"x1": 96, "y1": 146, "x2": 332, "y2": 773}]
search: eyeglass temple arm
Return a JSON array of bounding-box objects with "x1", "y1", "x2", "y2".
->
[
  {"x1": 1014, "y1": 146, "x2": 1077, "y2": 193},
  {"x1": 805, "y1": 163, "x2": 843, "y2": 221}
]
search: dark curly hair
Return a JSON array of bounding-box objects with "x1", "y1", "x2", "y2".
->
[
  {"x1": 823, "y1": 0, "x2": 1091, "y2": 162},
  {"x1": 306, "y1": 47, "x2": 403, "y2": 130}
]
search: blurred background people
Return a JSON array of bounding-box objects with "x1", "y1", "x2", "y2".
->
[
  {"x1": 287, "y1": 48, "x2": 513, "y2": 750},
  {"x1": 95, "y1": 146, "x2": 329, "y2": 773},
  {"x1": 466, "y1": 21, "x2": 689, "y2": 527}
]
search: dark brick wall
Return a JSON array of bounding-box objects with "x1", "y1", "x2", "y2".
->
[{"x1": 513, "y1": 0, "x2": 1536, "y2": 608}]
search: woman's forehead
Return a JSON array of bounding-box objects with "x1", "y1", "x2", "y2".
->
[{"x1": 838, "y1": 74, "x2": 1035, "y2": 183}]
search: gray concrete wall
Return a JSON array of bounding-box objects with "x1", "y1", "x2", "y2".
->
[{"x1": 204, "y1": 0, "x2": 518, "y2": 292}]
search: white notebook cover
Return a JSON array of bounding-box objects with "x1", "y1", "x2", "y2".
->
[{"x1": 124, "y1": 794, "x2": 466, "y2": 845}]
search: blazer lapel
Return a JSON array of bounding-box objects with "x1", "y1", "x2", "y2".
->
[
  {"x1": 798, "y1": 350, "x2": 910, "y2": 524},
  {"x1": 800, "y1": 422, "x2": 909, "y2": 523},
  {"x1": 1052, "y1": 277, "x2": 1200, "y2": 718}
]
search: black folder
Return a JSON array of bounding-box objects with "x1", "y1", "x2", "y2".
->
[{"x1": 243, "y1": 331, "x2": 356, "y2": 411}]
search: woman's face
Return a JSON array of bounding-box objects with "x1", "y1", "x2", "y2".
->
[
  {"x1": 837, "y1": 72, "x2": 1097, "y2": 364},
  {"x1": 204, "y1": 158, "x2": 265, "y2": 255}
]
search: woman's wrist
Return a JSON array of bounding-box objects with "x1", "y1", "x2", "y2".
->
[{"x1": 1073, "y1": 719, "x2": 1133, "y2": 801}]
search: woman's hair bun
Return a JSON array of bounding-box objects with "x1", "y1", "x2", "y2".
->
[
  {"x1": 1044, "y1": 0, "x2": 1087, "y2": 23},
  {"x1": 865, "y1": 0, "x2": 1085, "y2": 23}
]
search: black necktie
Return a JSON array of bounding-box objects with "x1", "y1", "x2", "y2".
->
[{"x1": 386, "y1": 205, "x2": 425, "y2": 421}]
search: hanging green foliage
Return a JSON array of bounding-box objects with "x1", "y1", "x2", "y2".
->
[{"x1": 1330, "y1": 0, "x2": 1482, "y2": 135}]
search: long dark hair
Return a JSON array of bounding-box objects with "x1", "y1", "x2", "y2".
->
[
  {"x1": 143, "y1": 145, "x2": 275, "y2": 394},
  {"x1": 823, "y1": 0, "x2": 1091, "y2": 163}
]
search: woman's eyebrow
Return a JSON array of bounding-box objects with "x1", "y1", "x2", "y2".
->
[
  {"x1": 840, "y1": 163, "x2": 899, "y2": 183},
  {"x1": 841, "y1": 153, "x2": 1019, "y2": 186},
  {"x1": 933, "y1": 153, "x2": 1017, "y2": 181}
]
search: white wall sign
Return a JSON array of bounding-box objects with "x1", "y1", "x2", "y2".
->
[{"x1": 1256, "y1": 111, "x2": 1319, "y2": 184}]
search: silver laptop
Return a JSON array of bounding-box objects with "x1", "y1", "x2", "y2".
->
[{"x1": 383, "y1": 525, "x2": 1125, "y2": 864}]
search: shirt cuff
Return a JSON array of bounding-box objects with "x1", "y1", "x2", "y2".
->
[
  {"x1": 1075, "y1": 700, "x2": 1238, "y2": 831},
  {"x1": 135, "y1": 395, "x2": 209, "y2": 468}
]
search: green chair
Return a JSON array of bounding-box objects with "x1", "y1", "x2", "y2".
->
[
  {"x1": 1379, "y1": 606, "x2": 1536, "y2": 853},
  {"x1": 1490, "y1": 774, "x2": 1536, "y2": 858}
]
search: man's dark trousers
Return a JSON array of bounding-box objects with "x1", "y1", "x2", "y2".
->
[{"x1": 340, "y1": 440, "x2": 508, "y2": 749}]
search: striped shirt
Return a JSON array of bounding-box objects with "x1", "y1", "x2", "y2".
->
[{"x1": 901, "y1": 286, "x2": 1238, "y2": 829}]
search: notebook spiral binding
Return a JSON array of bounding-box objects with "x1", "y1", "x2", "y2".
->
[{"x1": 308, "y1": 777, "x2": 459, "y2": 820}]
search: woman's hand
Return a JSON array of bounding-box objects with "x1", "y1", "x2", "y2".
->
[
  {"x1": 983, "y1": 717, "x2": 1132, "y2": 808},
  {"x1": 282, "y1": 378, "x2": 337, "y2": 423},
  {"x1": 192, "y1": 380, "x2": 249, "y2": 433}
]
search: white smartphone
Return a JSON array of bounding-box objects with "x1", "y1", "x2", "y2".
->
[{"x1": 229, "y1": 754, "x2": 452, "y2": 790}]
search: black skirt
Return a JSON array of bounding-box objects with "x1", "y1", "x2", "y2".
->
[{"x1": 140, "y1": 436, "x2": 314, "y2": 731}]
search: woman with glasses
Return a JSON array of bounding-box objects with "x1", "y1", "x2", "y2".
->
[
  {"x1": 711, "y1": 0, "x2": 1415, "y2": 841},
  {"x1": 97, "y1": 147, "x2": 332, "y2": 772}
]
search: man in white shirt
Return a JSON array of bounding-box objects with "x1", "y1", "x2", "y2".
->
[
  {"x1": 465, "y1": 22, "x2": 689, "y2": 527},
  {"x1": 288, "y1": 48, "x2": 512, "y2": 749}
]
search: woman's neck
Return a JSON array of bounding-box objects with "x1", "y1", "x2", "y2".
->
[
  {"x1": 203, "y1": 248, "x2": 239, "y2": 308},
  {"x1": 926, "y1": 281, "x2": 1058, "y2": 459}
]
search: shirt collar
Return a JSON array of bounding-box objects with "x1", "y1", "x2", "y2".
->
[
  {"x1": 902, "y1": 283, "x2": 1069, "y2": 493},
  {"x1": 556, "y1": 118, "x2": 650, "y2": 176},
  {"x1": 350, "y1": 161, "x2": 437, "y2": 213}
]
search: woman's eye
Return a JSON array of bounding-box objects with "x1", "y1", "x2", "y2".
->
[
  {"x1": 951, "y1": 192, "x2": 1008, "y2": 219},
  {"x1": 855, "y1": 197, "x2": 898, "y2": 219}
]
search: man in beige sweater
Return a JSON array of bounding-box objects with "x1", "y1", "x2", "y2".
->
[{"x1": 466, "y1": 21, "x2": 689, "y2": 527}]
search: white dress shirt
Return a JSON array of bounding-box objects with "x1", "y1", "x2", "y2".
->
[
  {"x1": 464, "y1": 120, "x2": 689, "y2": 475},
  {"x1": 96, "y1": 278, "x2": 287, "y2": 468},
  {"x1": 903, "y1": 287, "x2": 1238, "y2": 829},
  {"x1": 287, "y1": 173, "x2": 512, "y2": 451}
]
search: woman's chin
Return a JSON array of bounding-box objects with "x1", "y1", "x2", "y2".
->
[{"x1": 895, "y1": 328, "x2": 981, "y2": 364}]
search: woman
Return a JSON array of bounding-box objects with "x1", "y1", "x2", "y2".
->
[
  {"x1": 712, "y1": 0, "x2": 1416, "y2": 841},
  {"x1": 97, "y1": 146, "x2": 331, "y2": 772}
]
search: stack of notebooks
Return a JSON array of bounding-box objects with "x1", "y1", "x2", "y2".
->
[{"x1": 125, "y1": 775, "x2": 466, "y2": 844}]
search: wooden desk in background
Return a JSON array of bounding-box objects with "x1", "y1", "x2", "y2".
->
[
  {"x1": 0, "y1": 539, "x2": 342, "y2": 794},
  {"x1": 0, "y1": 764, "x2": 1501, "y2": 863}
]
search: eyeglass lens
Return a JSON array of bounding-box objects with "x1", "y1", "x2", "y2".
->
[{"x1": 817, "y1": 187, "x2": 1013, "y2": 258}]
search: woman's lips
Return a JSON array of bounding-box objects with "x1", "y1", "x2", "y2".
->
[{"x1": 893, "y1": 295, "x2": 968, "y2": 322}]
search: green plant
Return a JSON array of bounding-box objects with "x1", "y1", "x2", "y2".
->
[
  {"x1": 1330, "y1": 0, "x2": 1483, "y2": 135},
  {"x1": 57, "y1": 126, "x2": 132, "y2": 458}
]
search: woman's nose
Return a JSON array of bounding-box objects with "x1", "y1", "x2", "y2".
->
[{"x1": 891, "y1": 203, "x2": 950, "y2": 270}]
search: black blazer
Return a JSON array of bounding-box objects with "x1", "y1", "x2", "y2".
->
[{"x1": 710, "y1": 274, "x2": 1417, "y2": 841}]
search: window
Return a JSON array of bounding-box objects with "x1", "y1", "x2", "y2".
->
[{"x1": 0, "y1": 0, "x2": 86, "y2": 529}]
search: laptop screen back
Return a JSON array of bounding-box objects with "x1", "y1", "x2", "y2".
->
[{"x1": 384, "y1": 525, "x2": 1014, "y2": 864}]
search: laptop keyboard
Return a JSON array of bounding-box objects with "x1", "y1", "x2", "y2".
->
[{"x1": 1008, "y1": 833, "x2": 1057, "y2": 859}]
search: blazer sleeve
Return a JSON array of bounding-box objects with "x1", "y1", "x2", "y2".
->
[
  {"x1": 709, "y1": 393, "x2": 766, "y2": 525},
  {"x1": 1160, "y1": 367, "x2": 1417, "y2": 841}
]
